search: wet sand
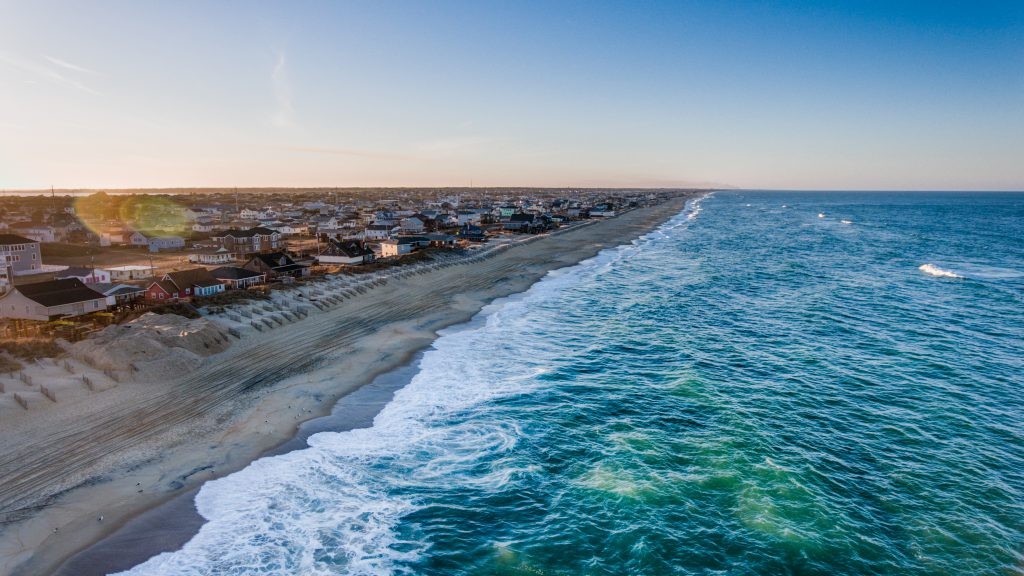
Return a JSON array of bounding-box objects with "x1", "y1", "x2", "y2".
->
[{"x1": 0, "y1": 194, "x2": 693, "y2": 576}]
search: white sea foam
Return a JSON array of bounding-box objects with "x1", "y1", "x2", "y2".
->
[
  {"x1": 918, "y1": 263, "x2": 963, "y2": 279},
  {"x1": 117, "y1": 197, "x2": 709, "y2": 576},
  {"x1": 940, "y1": 263, "x2": 1024, "y2": 280}
]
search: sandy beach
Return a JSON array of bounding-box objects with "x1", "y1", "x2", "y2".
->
[{"x1": 0, "y1": 194, "x2": 692, "y2": 576}]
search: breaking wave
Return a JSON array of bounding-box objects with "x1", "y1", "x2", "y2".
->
[
  {"x1": 116, "y1": 196, "x2": 708, "y2": 576},
  {"x1": 918, "y1": 263, "x2": 963, "y2": 279}
]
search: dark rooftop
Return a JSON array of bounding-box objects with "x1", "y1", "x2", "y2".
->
[
  {"x1": 13, "y1": 278, "x2": 106, "y2": 307},
  {"x1": 0, "y1": 234, "x2": 39, "y2": 246}
]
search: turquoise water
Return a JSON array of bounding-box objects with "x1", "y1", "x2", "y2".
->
[{"x1": 121, "y1": 192, "x2": 1024, "y2": 575}]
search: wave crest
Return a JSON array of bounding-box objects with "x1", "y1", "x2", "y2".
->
[{"x1": 919, "y1": 264, "x2": 963, "y2": 279}]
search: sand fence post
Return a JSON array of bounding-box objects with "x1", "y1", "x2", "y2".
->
[{"x1": 40, "y1": 385, "x2": 56, "y2": 403}]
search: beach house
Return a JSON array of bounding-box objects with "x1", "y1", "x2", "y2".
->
[
  {"x1": 146, "y1": 268, "x2": 225, "y2": 301},
  {"x1": 211, "y1": 266, "x2": 267, "y2": 289},
  {"x1": 317, "y1": 239, "x2": 376, "y2": 265},
  {"x1": 243, "y1": 252, "x2": 309, "y2": 278},
  {"x1": 457, "y1": 224, "x2": 487, "y2": 242},
  {"x1": 380, "y1": 236, "x2": 430, "y2": 258},
  {"x1": 91, "y1": 283, "x2": 147, "y2": 308},
  {"x1": 0, "y1": 278, "x2": 108, "y2": 321}
]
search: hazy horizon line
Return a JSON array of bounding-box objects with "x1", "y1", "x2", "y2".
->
[{"x1": 2, "y1": 186, "x2": 1023, "y2": 195}]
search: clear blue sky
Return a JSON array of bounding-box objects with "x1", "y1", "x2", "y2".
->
[{"x1": 1, "y1": 0, "x2": 1021, "y2": 189}]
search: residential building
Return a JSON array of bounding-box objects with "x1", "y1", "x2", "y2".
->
[
  {"x1": 210, "y1": 227, "x2": 282, "y2": 258},
  {"x1": 104, "y1": 265, "x2": 156, "y2": 282},
  {"x1": 240, "y1": 208, "x2": 273, "y2": 220},
  {"x1": 243, "y1": 252, "x2": 309, "y2": 278},
  {"x1": 0, "y1": 234, "x2": 42, "y2": 275},
  {"x1": 399, "y1": 216, "x2": 427, "y2": 234},
  {"x1": 127, "y1": 231, "x2": 149, "y2": 247},
  {"x1": 317, "y1": 240, "x2": 375, "y2": 265},
  {"x1": 457, "y1": 224, "x2": 487, "y2": 242},
  {"x1": 147, "y1": 268, "x2": 224, "y2": 301},
  {"x1": 91, "y1": 283, "x2": 147, "y2": 307},
  {"x1": 146, "y1": 280, "x2": 182, "y2": 302},
  {"x1": 192, "y1": 220, "x2": 216, "y2": 233},
  {"x1": 380, "y1": 236, "x2": 430, "y2": 258},
  {"x1": 56, "y1": 266, "x2": 112, "y2": 284},
  {"x1": 424, "y1": 233, "x2": 457, "y2": 248},
  {"x1": 189, "y1": 246, "x2": 234, "y2": 265},
  {"x1": 505, "y1": 213, "x2": 546, "y2": 232},
  {"x1": 211, "y1": 266, "x2": 267, "y2": 289},
  {"x1": 364, "y1": 224, "x2": 396, "y2": 240},
  {"x1": 12, "y1": 225, "x2": 58, "y2": 243},
  {"x1": 148, "y1": 236, "x2": 186, "y2": 253},
  {"x1": 275, "y1": 223, "x2": 309, "y2": 236},
  {"x1": 457, "y1": 211, "x2": 482, "y2": 226},
  {"x1": 0, "y1": 278, "x2": 108, "y2": 321}
]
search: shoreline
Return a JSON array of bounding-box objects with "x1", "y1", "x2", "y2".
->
[
  {"x1": 0, "y1": 194, "x2": 694, "y2": 576},
  {"x1": 56, "y1": 353, "x2": 430, "y2": 575}
]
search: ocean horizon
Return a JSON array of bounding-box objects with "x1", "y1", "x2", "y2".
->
[{"x1": 116, "y1": 191, "x2": 1023, "y2": 575}]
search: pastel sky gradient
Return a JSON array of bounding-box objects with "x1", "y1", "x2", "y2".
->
[{"x1": 1, "y1": 0, "x2": 1022, "y2": 190}]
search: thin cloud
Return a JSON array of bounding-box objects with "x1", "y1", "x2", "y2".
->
[
  {"x1": 416, "y1": 136, "x2": 494, "y2": 155},
  {"x1": 271, "y1": 51, "x2": 294, "y2": 127},
  {"x1": 0, "y1": 51, "x2": 100, "y2": 95},
  {"x1": 282, "y1": 145, "x2": 412, "y2": 161},
  {"x1": 43, "y1": 55, "x2": 97, "y2": 75}
]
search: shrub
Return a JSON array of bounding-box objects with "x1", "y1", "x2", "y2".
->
[
  {"x1": 0, "y1": 354, "x2": 23, "y2": 373},
  {"x1": 0, "y1": 339, "x2": 64, "y2": 361}
]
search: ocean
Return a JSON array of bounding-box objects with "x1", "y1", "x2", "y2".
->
[{"x1": 118, "y1": 191, "x2": 1024, "y2": 576}]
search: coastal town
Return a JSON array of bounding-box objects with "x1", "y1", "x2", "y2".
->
[{"x1": 0, "y1": 187, "x2": 680, "y2": 402}]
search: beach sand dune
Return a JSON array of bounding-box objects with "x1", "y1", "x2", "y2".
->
[{"x1": 0, "y1": 195, "x2": 690, "y2": 576}]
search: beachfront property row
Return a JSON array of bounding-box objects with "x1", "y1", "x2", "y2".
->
[
  {"x1": 1, "y1": 233, "x2": 312, "y2": 320},
  {"x1": 0, "y1": 264, "x2": 272, "y2": 321},
  {"x1": 0, "y1": 189, "x2": 649, "y2": 301}
]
